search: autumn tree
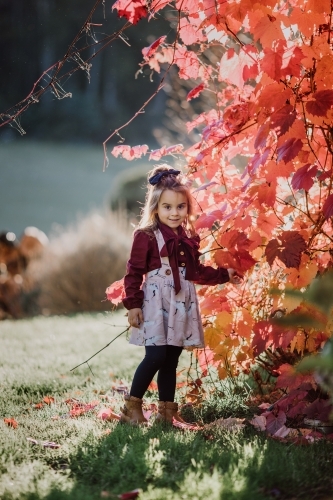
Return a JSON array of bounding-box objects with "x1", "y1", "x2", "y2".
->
[{"x1": 105, "y1": 0, "x2": 333, "y2": 433}]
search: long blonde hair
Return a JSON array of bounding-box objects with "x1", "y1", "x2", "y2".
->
[{"x1": 137, "y1": 165, "x2": 196, "y2": 235}]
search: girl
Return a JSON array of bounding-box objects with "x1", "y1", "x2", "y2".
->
[{"x1": 120, "y1": 165, "x2": 242, "y2": 425}]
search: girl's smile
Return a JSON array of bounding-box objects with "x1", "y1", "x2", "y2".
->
[{"x1": 157, "y1": 189, "x2": 188, "y2": 233}]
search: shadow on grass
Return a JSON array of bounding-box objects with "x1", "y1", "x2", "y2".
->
[{"x1": 19, "y1": 421, "x2": 333, "y2": 500}]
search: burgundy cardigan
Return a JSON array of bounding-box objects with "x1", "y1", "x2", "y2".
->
[{"x1": 122, "y1": 222, "x2": 229, "y2": 310}]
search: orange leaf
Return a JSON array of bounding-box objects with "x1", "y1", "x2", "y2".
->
[
  {"x1": 4, "y1": 418, "x2": 18, "y2": 429},
  {"x1": 43, "y1": 396, "x2": 55, "y2": 405}
]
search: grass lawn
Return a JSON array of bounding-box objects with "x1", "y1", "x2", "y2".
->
[{"x1": 1, "y1": 313, "x2": 333, "y2": 500}]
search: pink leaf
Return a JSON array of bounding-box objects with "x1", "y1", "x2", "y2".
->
[
  {"x1": 195, "y1": 209, "x2": 224, "y2": 230},
  {"x1": 179, "y1": 17, "x2": 204, "y2": 45},
  {"x1": 291, "y1": 163, "x2": 318, "y2": 191},
  {"x1": 265, "y1": 410, "x2": 286, "y2": 435},
  {"x1": 111, "y1": 144, "x2": 148, "y2": 161},
  {"x1": 193, "y1": 181, "x2": 218, "y2": 192},
  {"x1": 112, "y1": 0, "x2": 147, "y2": 24},
  {"x1": 149, "y1": 144, "x2": 183, "y2": 161},
  {"x1": 142, "y1": 36, "x2": 166, "y2": 60},
  {"x1": 249, "y1": 415, "x2": 266, "y2": 431},
  {"x1": 187, "y1": 83, "x2": 205, "y2": 101},
  {"x1": 322, "y1": 193, "x2": 333, "y2": 219},
  {"x1": 106, "y1": 278, "x2": 125, "y2": 306},
  {"x1": 150, "y1": 0, "x2": 169, "y2": 13},
  {"x1": 142, "y1": 410, "x2": 153, "y2": 420},
  {"x1": 277, "y1": 138, "x2": 303, "y2": 163},
  {"x1": 273, "y1": 425, "x2": 290, "y2": 438},
  {"x1": 97, "y1": 408, "x2": 121, "y2": 421}
]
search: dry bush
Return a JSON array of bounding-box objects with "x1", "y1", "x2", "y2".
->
[{"x1": 27, "y1": 211, "x2": 131, "y2": 315}]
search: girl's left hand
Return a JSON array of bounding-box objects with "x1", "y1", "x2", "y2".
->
[{"x1": 227, "y1": 268, "x2": 243, "y2": 285}]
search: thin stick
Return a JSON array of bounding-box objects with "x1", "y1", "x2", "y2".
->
[{"x1": 70, "y1": 327, "x2": 129, "y2": 372}]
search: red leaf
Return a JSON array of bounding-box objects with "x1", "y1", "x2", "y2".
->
[
  {"x1": 34, "y1": 403, "x2": 44, "y2": 409},
  {"x1": 187, "y1": 83, "x2": 205, "y2": 101},
  {"x1": 306, "y1": 90, "x2": 333, "y2": 117},
  {"x1": 270, "y1": 105, "x2": 296, "y2": 137},
  {"x1": 265, "y1": 410, "x2": 286, "y2": 435},
  {"x1": 113, "y1": 0, "x2": 147, "y2": 24},
  {"x1": 195, "y1": 209, "x2": 224, "y2": 230},
  {"x1": 261, "y1": 47, "x2": 283, "y2": 81},
  {"x1": 4, "y1": 418, "x2": 18, "y2": 429},
  {"x1": 265, "y1": 231, "x2": 306, "y2": 268},
  {"x1": 277, "y1": 138, "x2": 303, "y2": 163},
  {"x1": 322, "y1": 193, "x2": 333, "y2": 219},
  {"x1": 118, "y1": 489, "x2": 141, "y2": 500},
  {"x1": 291, "y1": 163, "x2": 318, "y2": 191},
  {"x1": 276, "y1": 364, "x2": 314, "y2": 391},
  {"x1": 106, "y1": 278, "x2": 125, "y2": 306},
  {"x1": 251, "y1": 320, "x2": 274, "y2": 356},
  {"x1": 215, "y1": 249, "x2": 257, "y2": 273},
  {"x1": 257, "y1": 181, "x2": 277, "y2": 207},
  {"x1": 254, "y1": 122, "x2": 270, "y2": 150},
  {"x1": 219, "y1": 230, "x2": 251, "y2": 251},
  {"x1": 142, "y1": 36, "x2": 166, "y2": 60},
  {"x1": 304, "y1": 398, "x2": 332, "y2": 422}
]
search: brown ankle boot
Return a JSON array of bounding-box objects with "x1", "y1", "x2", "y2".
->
[
  {"x1": 155, "y1": 401, "x2": 187, "y2": 424},
  {"x1": 120, "y1": 395, "x2": 148, "y2": 425}
]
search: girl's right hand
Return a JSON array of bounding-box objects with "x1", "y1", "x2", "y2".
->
[
  {"x1": 227, "y1": 268, "x2": 243, "y2": 285},
  {"x1": 128, "y1": 308, "x2": 144, "y2": 328}
]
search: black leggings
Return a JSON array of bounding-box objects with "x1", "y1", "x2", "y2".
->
[{"x1": 130, "y1": 345, "x2": 183, "y2": 402}]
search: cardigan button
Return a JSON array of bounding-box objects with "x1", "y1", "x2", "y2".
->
[
  {"x1": 165, "y1": 269, "x2": 171, "y2": 275},
  {"x1": 180, "y1": 251, "x2": 185, "y2": 255},
  {"x1": 181, "y1": 263, "x2": 185, "y2": 267}
]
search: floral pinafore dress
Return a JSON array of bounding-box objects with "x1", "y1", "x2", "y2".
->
[{"x1": 129, "y1": 229, "x2": 205, "y2": 349}]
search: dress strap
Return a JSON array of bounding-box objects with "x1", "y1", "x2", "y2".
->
[{"x1": 154, "y1": 229, "x2": 170, "y2": 267}]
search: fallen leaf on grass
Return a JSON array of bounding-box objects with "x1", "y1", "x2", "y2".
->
[
  {"x1": 249, "y1": 415, "x2": 266, "y2": 431},
  {"x1": 27, "y1": 437, "x2": 61, "y2": 449},
  {"x1": 272, "y1": 425, "x2": 290, "y2": 438},
  {"x1": 142, "y1": 410, "x2": 153, "y2": 421},
  {"x1": 111, "y1": 380, "x2": 129, "y2": 393},
  {"x1": 4, "y1": 418, "x2": 18, "y2": 428},
  {"x1": 43, "y1": 396, "x2": 55, "y2": 405},
  {"x1": 101, "y1": 489, "x2": 141, "y2": 499},
  {"x1": 34, "y1": 403, "x2": 44, "y2": 410},
  {"x1": 147, "y1": 380, "x2": 158, "y2": 391},
  {"x1": 172, "y1": 418, "x2": 203, "y2": 430},
  {"x1": 97, "y1": 408, "x2": 121, "y2": 421},
  {"x1": 68, "y1": 400, "x2": 99, "y2": 418},
  {"x1": 204, "y1": 417, "x2": 245, "y2": 432}
]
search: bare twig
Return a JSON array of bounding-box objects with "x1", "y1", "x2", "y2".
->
[{"x1": 70, "y1": 327, "x2": 129, "y2": 373}]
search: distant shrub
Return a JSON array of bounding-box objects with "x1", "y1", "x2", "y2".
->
[
  {"x1": 27, "y1": 211, "x2": 131, "y2": 315},
  {"x1": 109, "y1": 165, "x2": 148, "y2": 217}
]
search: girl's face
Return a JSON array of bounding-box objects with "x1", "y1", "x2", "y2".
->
[{"x1": 157, "y1": 189, "x2": 188, "y2": 233}]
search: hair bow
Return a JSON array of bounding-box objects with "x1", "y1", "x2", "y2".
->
[{"x1": 148, "y1": 169, "x2": 181, "y2": 186}]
